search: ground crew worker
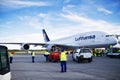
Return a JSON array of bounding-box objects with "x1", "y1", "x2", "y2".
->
[
  {"x1": 98, "y1": 49, "x2": 102, "y2": 56},
  {"x1": 44, "y1": 50, "x2": 50, "y2": 62},
  {"x1": 31, "y1": 51, "x2": 35, "y2": 63},
  {"x1": 60, "y1": 50, "x2": 67, "y2": 72},
  {"x1": 95, "y1": 49, "x2": 99, "y2": 57},
  {"x1": 92, "y1": 49, "x2": 96, "y2": 57},
  {"x1": 9, "y1": 51, "x2": 14, "y2": 63},
  {"x1": 109, "y1": 45, "x2": 113, "y2": 53},
  {"x1": 117, "y1": 49, "x2": 120, "y2": 53}
]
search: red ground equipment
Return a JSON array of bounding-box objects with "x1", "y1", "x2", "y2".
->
[{"x1": 49, "y1": 46, "x2": 61, "y2": 62}]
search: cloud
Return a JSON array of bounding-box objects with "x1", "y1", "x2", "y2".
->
[
  {"x1": 38, "y1": 13, "x2": 48, "y2": 18},
  {"x1": 97, "y1": 7, "x2": 113, "y2": 15},
  {"x1": 28, "y1": 14, "x2": 52, "y2": 29},
  {"x1": 61, "y1": 12, "x2": 120, "y2": 34},
  {"x1": 63, "y1": 4, "x2": 76, "y2": 12},
  {"x1": 0, "y1": 0, "x2": 51, "y2": 9},
  {"x1": 0, "y1": 33, "x2": 43, "y2": 43},
  {"x1": 17, "y1": 15, "x2": 46, "y2": 29},
  {"x1": 28, "y1": 18, "x2": 43, "y2": 29}
]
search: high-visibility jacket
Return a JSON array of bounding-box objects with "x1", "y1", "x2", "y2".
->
[
  {"x1": 98, "y1": 50, "x2": 102, "y2": 54},
  {"x1": 9, "y1": 52, "x2": 14, "y2": 57},
  {"x1": 32, "y1": 52, "x2": 35, "y2": 56},
  {"x1": 60, "y1": 51, "x2": 67, "y2": 61},
  {"x1": 44, "y1": 51, "x2": 50, "y2": 55},
  {"x1": 110, "y1": 45, "x2": 113, "y2": 48},
  {"x1": 118, "y1": 49, "x2": 120, "y2": 53}
]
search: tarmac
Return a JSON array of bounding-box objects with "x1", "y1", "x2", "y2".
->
[{"x1": 10, "y1": 54, "x2": 120, "y2": 80}]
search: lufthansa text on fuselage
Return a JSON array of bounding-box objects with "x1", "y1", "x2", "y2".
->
[{"x1": 75, "y1": 35, "x2": 95, "y2": 41}]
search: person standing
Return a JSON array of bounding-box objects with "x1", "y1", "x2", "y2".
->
[
  {"x1": 9, "y1": 51, "x2": 14, "y2": 63},
  {"x1": 60, "y1": 50, "x2": 67, "y2": 72},
  {"x1": 31, "y1": 51, "x2": 35, "y2": 63},
  {"x1": 44, "y1": 50, "x2": 50, "y2": 62}
]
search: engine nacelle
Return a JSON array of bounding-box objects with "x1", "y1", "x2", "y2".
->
[{"x1": 21, "y1": 44, "x2": 30, "y2": 50}]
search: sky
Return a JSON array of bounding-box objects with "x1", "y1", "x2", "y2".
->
[{"x1": 0, "y1": 0, "x2": 120, "y2": 49}]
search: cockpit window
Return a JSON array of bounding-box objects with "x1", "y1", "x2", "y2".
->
[
  {"x1": 106, "y1": 35, "x2": 110, "y2": 37},
  {"x1": 106, "y1": 35, "x2": 113, "y2": 37}
]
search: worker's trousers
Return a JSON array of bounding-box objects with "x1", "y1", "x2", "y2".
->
[
  {"x1": 32, "y1": 56, "x2": 35, "y2": 63},
  {"x1": 44, "y1": 55, "x2": 49, "y2": 62},
  {"x1": 10, "y1": 57, "x2": 13, "y2": 63},
  {"x1": 60, "y1": 61, "x2": 67, "y2": 72}
]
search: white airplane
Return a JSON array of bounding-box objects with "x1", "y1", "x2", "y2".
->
[{"x1": 0, "y1": 29, "x2": 117, "y2": 50}]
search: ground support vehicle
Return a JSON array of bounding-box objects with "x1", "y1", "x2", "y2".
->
[
  {"x1": 0, "y1": 45, "x2": 11, "y2": 80},
  {"x1": 48, "y1": 46, "x2": 61, "y2": 62},
  {"x1": 49, "y1": 52, "x2": 60, "y2": 62},
  {"x1": 107, "y1": 47, "x2": 120, "y2": 58},
  {"x1": 72, "y1": 48, "x2": 93, "y2": 63}
]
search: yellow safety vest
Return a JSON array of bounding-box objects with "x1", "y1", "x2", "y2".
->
[
  {"x1": 118, "y1": 49, "x2": 120, "y2": 53},
  {"x1": 45, "y1": 51, "x2": 50, "y2": 55},
  {"x1": 9, "y1": 52, "x2": 13, "y2": 57},
  {"x1": 110, "y1": 45, "x2": 113, "y2": 48},
  {"x1": 60, "y1": 51, "x2": 67, "y2": 61},
  {"x1": 32, "y1": 52, "x2": 35, "y2": 56}
]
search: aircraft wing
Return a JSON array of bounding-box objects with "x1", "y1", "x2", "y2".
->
[
  {"x1": 0, "y1": 42, "x2": 46, "y2": 46},
  {"x1": 0, "y1": 42, "x2": 78, "y2": 51},
  {"x1": 0, "y1": 42, "x2": 47, "y2": 50}
]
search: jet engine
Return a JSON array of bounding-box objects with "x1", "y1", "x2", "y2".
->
[{"x1": 21, "y1": 44, "x2": 30, "y2": 50}]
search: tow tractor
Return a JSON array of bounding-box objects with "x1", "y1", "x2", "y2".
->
[{"x1": 48, "y1": 46, "x2": 61, "y2": 62}]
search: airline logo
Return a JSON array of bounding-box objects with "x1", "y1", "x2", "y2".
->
[
  {"x1": 43, "y1": 33, "x2": 46, "y2": 40},
  {"x1": 43, "y1": 33, "x2": 50, "y2": 42},
  {"x1": 75, "y1": 35, "x2": 95, "y2": 41},
  {"x1": 42, "y1": 29, "x2": 50, "y2": 42}
]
